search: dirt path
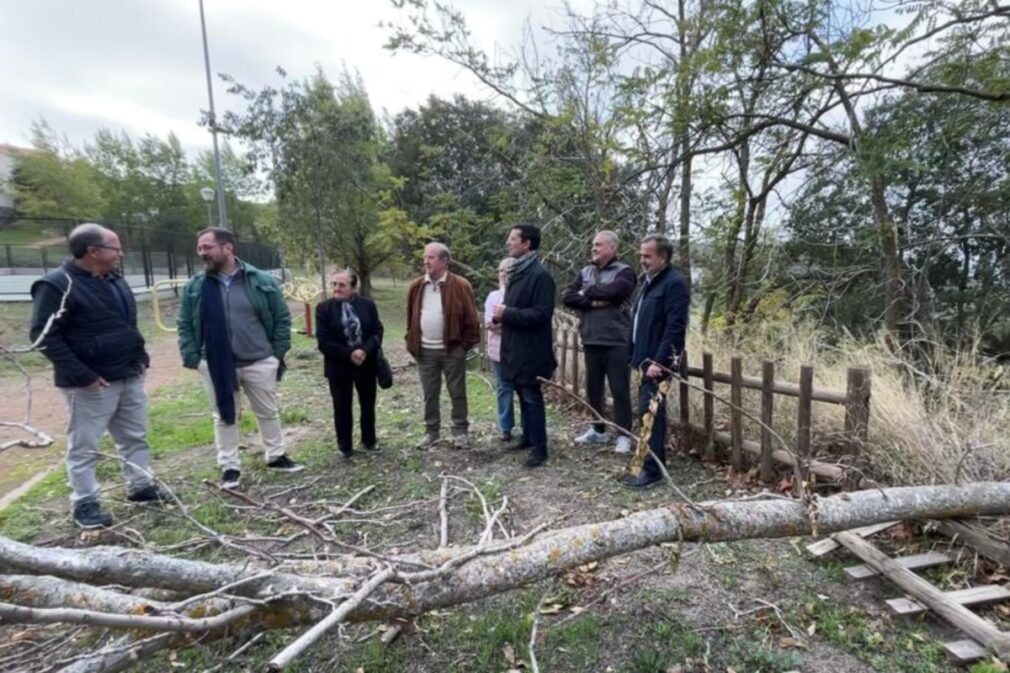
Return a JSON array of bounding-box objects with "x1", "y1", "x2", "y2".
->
[{"x1": 0, "y1": 335, "x2": 188, "y2": 502}]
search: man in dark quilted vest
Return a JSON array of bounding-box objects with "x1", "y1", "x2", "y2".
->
[
  {"x1": 29, "y1": 223, "x2": 164, "y2": 529},
  {"x1": 562, "y1": 230, "x2": 637, "y2": 454}
]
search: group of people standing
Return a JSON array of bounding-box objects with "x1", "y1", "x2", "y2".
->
[
  {"x1": 320, "y1": 223, "x2": 689, "y2": 486},
  {"x1": 28, "y1": 220, "x2": 687, "y2": 530}
]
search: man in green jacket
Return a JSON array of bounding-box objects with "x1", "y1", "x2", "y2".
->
[{"x1": 178, "y1": 228, "x2": 303, "y2": 489}]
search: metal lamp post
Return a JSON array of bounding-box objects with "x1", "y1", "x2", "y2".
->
[{"x1": 198, "y1": 0, "x2": 229, "y2": 230}]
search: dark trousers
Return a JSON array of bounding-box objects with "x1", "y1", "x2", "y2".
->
[
  {"x1": 417, "y1": 347, "x2": 469, "y2": 437},
  {"x1": 584, "y1": 343, "x2": 632, "y2": 434},
  {"x1": 515, "y1": 382, "x2": 547, "y2": 454},
  {"x1": 637, "y1": 377, "x2": 667, "y2": 476},
  {"x1": 328, "y1": 370, "x2": 377, "y2": 453}
]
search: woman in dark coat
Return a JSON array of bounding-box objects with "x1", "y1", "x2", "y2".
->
[{"x1": 316, "y1": 269, "x2": 384, "y2": 458}]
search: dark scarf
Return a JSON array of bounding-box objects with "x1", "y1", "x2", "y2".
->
[
  {"x1": 201, "y1": 278, "x2": 238, "y2": 425},
  {"x1": 507, "y1": 251, "x2": 538, "y2": 283}
]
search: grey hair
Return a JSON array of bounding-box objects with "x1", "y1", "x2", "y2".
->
[
  {"x1": 426, "y1": 242, "x2": 451, "y2": 261},
  {"x1": 596, "y1": 230, "x2": 619, "y2": 250},
  {"x1": 68, "y1": 223, "x2": 110, "y2": 259},
  {"x1": 498, "y1": 257, "x2": 513, "y2": 271},
  {"x1": 332, "y1": 267, "x2": 358, "y2": 288},
  {"x1": 641, "y1": 234, "x2": 674, "y2": 263}
]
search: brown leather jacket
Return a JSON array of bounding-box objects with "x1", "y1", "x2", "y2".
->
[{"x1": 405, "y1": 272, "x2": 480, "y2": 357}]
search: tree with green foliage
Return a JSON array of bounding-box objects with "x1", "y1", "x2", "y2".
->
[
  {"x1": 223, "y1": 68, "x2": 408, "y2": 297},
  {"x1": 8, "y1": 121, "x2": 106, "y2": 219}
]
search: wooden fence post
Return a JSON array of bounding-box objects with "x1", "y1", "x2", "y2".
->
[
  {"x1": 844, "y1": 367, "x2": 870, "y2": 454},
  {"x1": 679, "y1": 352, "x2": 690, "y2": 452},
  {"x1": 571, "y1": 332, "x2": 580, "y2": 396},
  {"x1": 702, "y1": 352, "x2": 715, "y2": 462},
  {"x1": 796, "y1": 365, "x2": 814, "y2": 490},
  {"x1": 760, "y1": 360, "x2": 775, "y2": 483},
  {"x1": 560, "y1": 330, "x2": 569, "y2": 388},
  {"x1": 730, "y1": 357, "x2": 743, "y2": 473}
]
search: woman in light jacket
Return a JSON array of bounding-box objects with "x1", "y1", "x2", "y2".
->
[
  {"x1": 316, "y1": 269, "x2": 384, "y2": 458},
  {"x1": 484, "y1": 258, "x2": 516, "y2": 441}
]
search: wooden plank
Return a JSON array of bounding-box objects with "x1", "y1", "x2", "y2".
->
[
  {"x1": 805, "y1": 521, "x2": 900, "y2": 557},
  {"x1": 710, "y1": 430, "x2": 855, "y2": 484},
  {"x1": 844, "y1": 551, "x2": 952, "y2": 579},
  {"x1": 934, "y1": 520, "x2": 1010, "y2": 567},
  {"x1": 888, "y1": 585, "x2": 1010, "y2": 615},
  {"x1": 844, "y1": 367, "x2": 870, "y2": 454},
  {"x1": 730, "y1": 357, "x2": 743, "y2": 472},
  {"x1": 835, "y1": 532, "x2": 1010, "y2": 659},
  {"x1": 685, "y1": 366, "x2": 847, "y2": 404},
  {"x1": 760, "y1": 360, "x2": 775, "y2": 483},
  {"x1": 944, "y1": 639, "x2": 988, "y2": 662},
  {"x1": 572, "y1": 331, "x2": 580, "y2": 397},
  {"x1": 559, "y1": 330, "x2": 569, "y2": 385},
  {"x1": 679, "y1": 353, "x2": 690, "y2": 453},
  {"x1": 796, "y1": 365, "x2": 813, "y2": 489},
  {"x1": 702, "y1": 352, "x2": 715, "y2": 462}
]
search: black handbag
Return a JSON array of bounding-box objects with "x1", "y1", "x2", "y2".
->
[{"x1": 375, "y1": 349, "x2": 393, "y2": 389}]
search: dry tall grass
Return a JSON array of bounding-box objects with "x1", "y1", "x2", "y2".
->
[{"x1": 688, "y1": 323, "x2": 1010, "y2": 486}]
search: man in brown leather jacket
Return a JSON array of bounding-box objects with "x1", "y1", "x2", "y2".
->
[{"x1": 405, "y1": 243, "x2": 480, "y2": 449}]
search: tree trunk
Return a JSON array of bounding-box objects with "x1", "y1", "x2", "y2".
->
[{"x1": 2, "y1": 483, "x2": 1008, "y2": 628}]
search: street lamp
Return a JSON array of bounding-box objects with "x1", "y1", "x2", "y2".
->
[
  {"x1": 198, "y1": 0, "x2": 229, "y2": 230},
  {"x1": 200, "y1": 187, "x2": 215, "y2": 227}
]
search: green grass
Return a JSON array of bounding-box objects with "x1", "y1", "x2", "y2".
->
[{"x1": 0, "y1": 222, "x2": 62, "y2": 246}]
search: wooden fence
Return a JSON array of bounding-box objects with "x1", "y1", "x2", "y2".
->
[{"x1": 549, "y1": 318, "x2": 872, "y2": 486}]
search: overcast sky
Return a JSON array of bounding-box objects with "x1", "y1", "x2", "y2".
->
[{"x1": 1, "y1": 0, "x2": 584, "y2": 155}]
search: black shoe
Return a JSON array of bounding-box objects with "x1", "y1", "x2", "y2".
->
[
  {"x1": 623, "y1": 471, "x2": 663, "y2": 489},
  {"x1": 73, "y1": 501, "x2": 113, "y2": 529},
  {"x1": 221, "y1": 469, "x2": 241, "y2": 489},
  {"x1": 267, "y1": 455, "x2": 305, "y2": 473},
  {"x1": 127, "y1": 484, "x2": 169, "y2": 503},
  {"x1": 523, "y1": 450, "x2": 547, "y2": 468},
  {"x1": 339, "y1": 447, "x2": 354, "y2": 460},
  {"x1": 498, "y1": 431, "x2": 513, "y2": 442},
  {"x1": 507, "y1": 436, "x2": 531, "y2": 452},
  {"x1": 363, "y1": 444, "x2": 381, "y2": 453}
]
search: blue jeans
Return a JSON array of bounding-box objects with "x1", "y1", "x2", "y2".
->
[
  {"x1": 515, "y1": 382, "x2": 547, "y2": 452},
  {"x1": 491, "y1": 361, "x2": 516, "y2": 434}
]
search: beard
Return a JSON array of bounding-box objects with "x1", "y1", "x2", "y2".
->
[{"x1": 202, "y1": 256, "x2": 222, "y2": 274}]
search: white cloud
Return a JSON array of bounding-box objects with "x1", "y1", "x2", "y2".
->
[{"x1": 1, "y1": 0, "x2": 599, "y2": 156}]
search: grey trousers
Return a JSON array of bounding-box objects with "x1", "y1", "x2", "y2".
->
[
  {"x1": 417, "y1": 347, "x2": 468, "y2": 437},
  {"x1": 62, "y1": 375, "x2": 154, "y2": 505}
]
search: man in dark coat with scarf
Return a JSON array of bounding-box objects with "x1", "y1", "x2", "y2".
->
[{"x1": 491, "y1": 224, "x2": 556, "y2": 467}]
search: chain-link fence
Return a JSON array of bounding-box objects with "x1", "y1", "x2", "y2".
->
[{"x1": 0, "y1": 217, "x2": 284, "y2": 299}]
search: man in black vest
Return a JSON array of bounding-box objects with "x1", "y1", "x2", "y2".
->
[
  {"x1": 29, "y1": 223, "x2": 163, "y2": 529},
  {"x1": 492, "y1": 224, "x2": 556, "y2": 467},
  {"x1": 562, "y1": 230, "x2": 637, "y2": 453}
]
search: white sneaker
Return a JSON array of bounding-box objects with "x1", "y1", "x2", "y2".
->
[
  {"x1": 574, "y1": 428, "x2": 609, "y2": 445},
  {"x1": 615, "y1": 435, "x2": 633, "y2": 454}
]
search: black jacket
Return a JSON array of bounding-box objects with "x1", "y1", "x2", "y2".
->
[
  {"x1": 316, "y1": 295, "x2": 384, "y2": 380},
  {"x1": 29, "y1": 259, "x2": 149, "y2": 388},
  {"x1": 629, "y1": 265, "x2": 689, "y2": 372},
  {"x1": 500, "y1": 259, "x2": 557, "y2": 385},
  {"x1": 561, "y1": 259, "x2": 637, "y2": 346}
]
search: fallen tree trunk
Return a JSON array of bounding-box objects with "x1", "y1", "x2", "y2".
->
[{"x1": 2, "y1": 483, "x2": 1008, "y2": 670}]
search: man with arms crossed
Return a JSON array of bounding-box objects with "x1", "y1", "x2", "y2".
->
[{"x1": 562, "y1": 230, "x2": 637, "y2": 453}]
